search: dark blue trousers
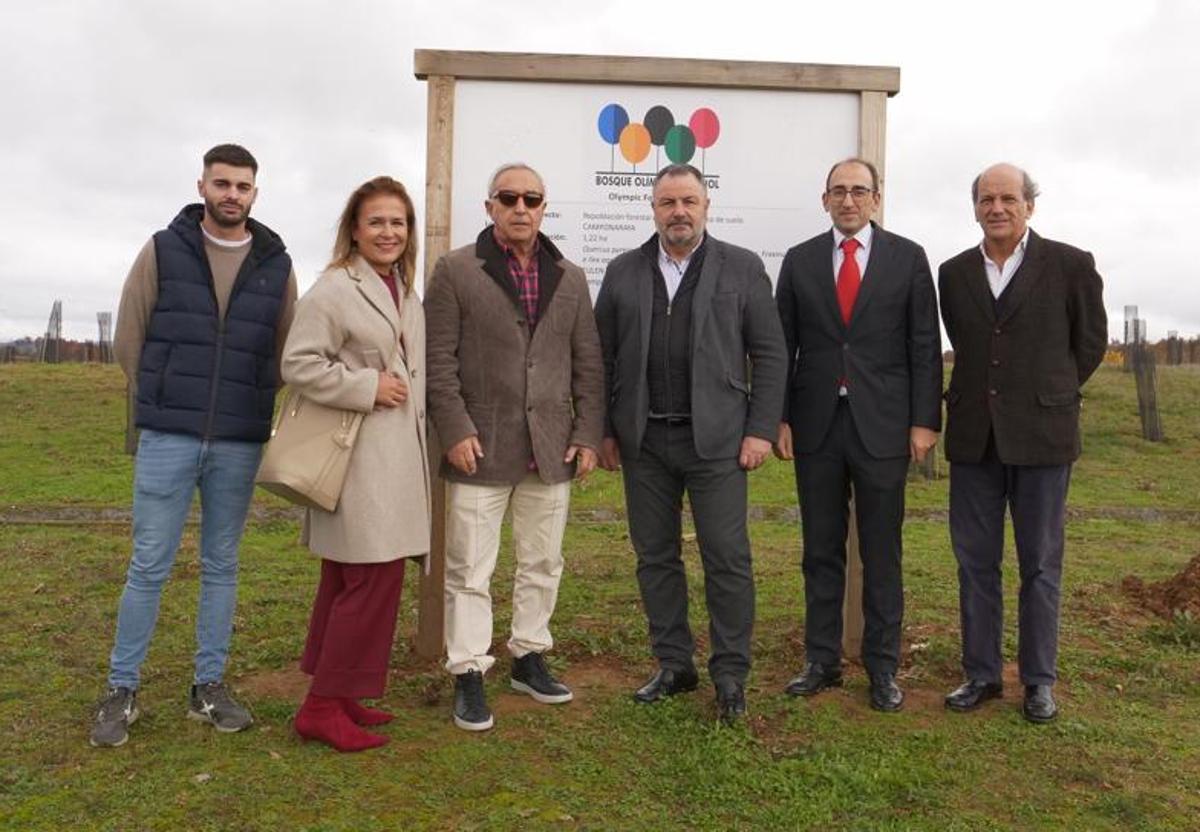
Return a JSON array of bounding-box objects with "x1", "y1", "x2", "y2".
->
[{"x1": 949, "y1": 441, "x2": 1071, "y2": 686}]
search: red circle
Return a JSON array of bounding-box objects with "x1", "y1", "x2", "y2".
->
[{"x1": 689, "y1": 108, "x2": 720, "y2": 149}]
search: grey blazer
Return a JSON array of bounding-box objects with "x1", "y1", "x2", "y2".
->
[{"x1": 594, "y1": 233, "x2": 788, "y2": 461}]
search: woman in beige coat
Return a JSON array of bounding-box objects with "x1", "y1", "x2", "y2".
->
[{"x1": 280, "y1": 176, "x2": 429, "y2": 752}]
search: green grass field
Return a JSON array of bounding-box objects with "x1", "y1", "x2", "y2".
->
[{"x1": 0, "y1": 363, "x2": 1197, "y2": 831}]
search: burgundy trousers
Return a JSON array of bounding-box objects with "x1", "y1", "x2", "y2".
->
[{"x1": 300, "y1": 558, "x2": 405, "y2": 698}]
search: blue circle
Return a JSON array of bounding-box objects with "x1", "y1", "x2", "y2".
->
[{"x1": 597, "y1": 104, "x2": 629, "y2": 145}]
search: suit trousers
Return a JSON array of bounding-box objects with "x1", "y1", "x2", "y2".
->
[
  {"x1": 795, "y1": 400, "x2": 909, "y2": 674},
  {"x1": 622, "y1": 420, "x2": 754, "y2": 684},
  {"x1": 300, "y1": 558, "x2": 405, "y2": 699},
  {"x1": 949, "y1": 441, "x2": 1071, "y2": 686},
  {"x1": 443, "y1": 474, "x2": 571, "y2": 676}
]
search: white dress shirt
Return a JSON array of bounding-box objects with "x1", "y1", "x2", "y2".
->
[
  {"x1": 832, "y1": 223, "x2": 873, "y2": 283},
  {"x1": 980, "y1": 228, "x2": 1030, "y2": 298},
  {"x1": 657, "y1": 234, "x2": 704, "y2": 302}
]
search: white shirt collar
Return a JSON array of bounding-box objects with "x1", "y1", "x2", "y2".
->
[
  {"x1": 202, "y1": 226, "x2": 252, "y2": 248},
  {"x1": 978, "y1": 227, "x2": 1030, "y2": 265},
  {"x1": 833, "y1": 222, "x2": 873, "y2": 250},
  {"x1": 658, "y1": 232, "x2": 704, "y2": 267}
]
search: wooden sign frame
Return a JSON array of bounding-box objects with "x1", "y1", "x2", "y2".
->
[{"x1": 412, "y1": 49, "x2": 900, "y2": 661}]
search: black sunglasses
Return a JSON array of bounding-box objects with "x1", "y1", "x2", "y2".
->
[{"x1": 491, "y1": 190, "x2": 544, "y2": 209}]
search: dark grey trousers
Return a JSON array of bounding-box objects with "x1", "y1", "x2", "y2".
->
[
  {"x1": 621, "y1": 420, "x2": 754, "y2": 684},
  {"x1": 949, "y1": 443, "x2": 1072, "y2": 686},
  {"x1": 795, "y1": 401, "x2": 909, "y2": 675}
]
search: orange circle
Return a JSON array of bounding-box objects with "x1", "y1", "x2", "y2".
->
[{"x1": 619, "y1": 123, "x2": 652, "y2": 164}]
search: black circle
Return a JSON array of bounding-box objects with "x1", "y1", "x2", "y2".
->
[{"x1": 644, "y1": 105, "x2": 675, "y2": 145}]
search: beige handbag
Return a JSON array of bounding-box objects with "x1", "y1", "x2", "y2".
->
[{"x1": 255, "y1": 389, "x2": 365, "y2": 511}]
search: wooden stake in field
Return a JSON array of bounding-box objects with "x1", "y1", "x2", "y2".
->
[{"x1": 1132, "y1": 344, "x2": 1164, "y2": 442}]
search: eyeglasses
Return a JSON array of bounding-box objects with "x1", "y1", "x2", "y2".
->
[
  {"x1": 490, "y1": 190, "x2": 545, "y2": 209},
  {"x1": 826, "y1": 186, "x2": 876, "y2": 202}
]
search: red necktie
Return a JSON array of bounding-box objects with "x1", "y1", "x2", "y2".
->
[{"x1": 836, "y1": 238, "x2": 861, "y2": 324}]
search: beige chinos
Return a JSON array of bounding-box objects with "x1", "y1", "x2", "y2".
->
[{"x1": 443, "y1": 475, "x2": 571, "y2": 675}]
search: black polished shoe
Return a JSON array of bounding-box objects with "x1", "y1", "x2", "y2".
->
[
  {"x1": 714, "y1": 678, "x2": 746, "y2": 725},
  {"x1": 1022, "y1": 685, "x2": 1058, "y2": 724},
  {"x1": 784, "y1": 661, "x2": 843, "y2": 697},
  {"x1": 868, "y1": 673, "x2": 904, "y2": 712},
  {"x1": 633, "y1": 666, "x2": 699, "y2": 703},
  {"x1": 944, "y1": 679, "x2": 1003, "y2": 712}
]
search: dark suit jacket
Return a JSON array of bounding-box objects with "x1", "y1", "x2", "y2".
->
[
  {"x1": 938, "y1": 229, "x2": 1107, "y2": 466},
  {"x1": 776, "y1": 222, "x2": 942, "y2": 459},
  {"x1": 594, "y1": 234, "x2": 787, "y2": 461},
  {"x1": 424, "y1": 227, "x2": 605, "y2": 485}
]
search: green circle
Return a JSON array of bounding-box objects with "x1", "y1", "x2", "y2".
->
[{"x1": 664, "y1": 125, "x2": 696, "y2": 164}]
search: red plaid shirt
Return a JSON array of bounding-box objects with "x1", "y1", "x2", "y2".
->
[
  {"x1": 496, "y1": 232, "x2": 540, "y2": 329},
  {"x1": 495, "y1": 232, "x2": 542, "y2": 471}
]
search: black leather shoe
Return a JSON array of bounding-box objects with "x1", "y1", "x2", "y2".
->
[
  {"x1": 633, "y1": 666, "x2": 699, "y2": 703},
  {"x1": 714, "y1": 678, "x2": 746, "y2": 724},
  {"x1": 784, "y1": 661, "x2": 843, "y2": 697},
  {"x1": 1022, "y1": 685, "x2": 1058, "y2": 723},
  {"x1": 868, "y1": 673, "x2": 904, "y2": 712},
  {"x1": 944, "y1": 679, "x2": 1003, "y2": 712}
]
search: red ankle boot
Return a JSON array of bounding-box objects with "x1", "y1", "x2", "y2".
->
[
  {"x1": 294, "y1": 693, "x2": 388, "y2": 752},
  {"x1": 342, "y1": 699, "x2": 394, "y2": 727}
]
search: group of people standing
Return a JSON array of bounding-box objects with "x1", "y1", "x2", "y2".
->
[{"x1": 92, "y1": 142, "x2": 1106, "y2": 753}]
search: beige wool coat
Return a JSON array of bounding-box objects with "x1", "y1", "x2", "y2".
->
[{"x1": 280, "y1": 256, "x2": 430, "y2": 565}]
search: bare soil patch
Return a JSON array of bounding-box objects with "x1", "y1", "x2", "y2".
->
[
  {"x1": 238, "y1": 664, "x2": 309, "y2": 702},
  {"x1": 1122, "y1": 552, "x2": 1200, "y2": 617}
]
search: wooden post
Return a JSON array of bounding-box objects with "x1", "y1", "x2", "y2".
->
[
  {"x1": 912, "y1": 445, "x2": 937, "y2": 480},
  {"x1": 124, "y1": 384, "x2": 138, "y2": 456},
  {"x1": 413, "y1": 74, "x2": 456, "y2": 660},
  {"x1": 1133, "y1": 345, "x2": 1164, "y2": 442},
  {"x1": 839, "y1": 90, "x2": 890, "y2": 661}
]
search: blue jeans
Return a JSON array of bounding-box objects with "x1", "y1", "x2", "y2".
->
[{"x1": 108, "y1": 429, "x2": 262, "y2": 689}]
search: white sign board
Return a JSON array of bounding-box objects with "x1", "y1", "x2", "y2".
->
[{"x1": 450, "y1": 80, "x2": 859, "y2": 293}]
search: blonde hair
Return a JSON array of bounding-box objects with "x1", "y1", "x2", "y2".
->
[{"x1": 329, "y1": 176, "x2": 418, "y2": 293}]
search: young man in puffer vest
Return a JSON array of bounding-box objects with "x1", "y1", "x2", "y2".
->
[{"x1": 91, "y1": 144, "x2": 297, "y2": 747}]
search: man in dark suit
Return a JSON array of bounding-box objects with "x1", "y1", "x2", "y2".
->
[
  {"x1": 774, "y1": 158, "x2": 943, "y2": 712},
  {"x1": 595, "y1": 164, "x2": 787, "y2": 723},
  {"x1": 939, "y1": 163, "x2": 1106, "y2": 723}
]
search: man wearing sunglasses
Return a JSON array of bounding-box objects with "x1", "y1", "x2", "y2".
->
[
  {"x1": 425, "y1": 163, "x2": 604, "y2": 732},
  {"x1": 774, "y1": 157, "x2": 942, "y2": 713},
  {"x1": 594, "y1": 163, "x2": 787, "y2": 723}
]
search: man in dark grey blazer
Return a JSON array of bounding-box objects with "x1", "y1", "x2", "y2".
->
[
  {"x1": 774, "y1": 158, "x2": 942, "y2": 712},
  {"x1": 939, "y1": 163, "x2": 1107, "y2": 723},
  {"x1": 595, "y1": 164, "x2": 787, "y2": 723}
]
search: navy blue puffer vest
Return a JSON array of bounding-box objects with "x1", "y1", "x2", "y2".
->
[{"x1": 135, "y1": 204, "x2": 291, "y2": 442}]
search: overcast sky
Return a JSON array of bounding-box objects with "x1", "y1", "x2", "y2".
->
[{"x1": 1, "y1": 0, "x2": 1196, "y2": 343}]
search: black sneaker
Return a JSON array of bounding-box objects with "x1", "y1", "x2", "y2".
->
[
  {"x1": 511, "y1": 652, "x2": 574, "y2": 704},
  {"x1": 453, "y1": 670, "x2": 494, "y2": 731},
  {"x1": 90, "y1": 686, "x2": 139, "y2": 748},
  {"x1": 187, "y1": 682, "x2": 253, "y2": 733}
]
